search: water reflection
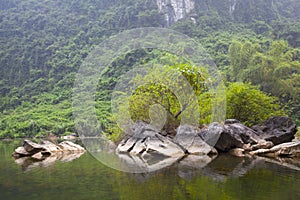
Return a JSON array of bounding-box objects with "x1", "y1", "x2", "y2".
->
[
  {"x1": 128, "y1": 154, "x2": 300, "y2": 183},
  {"x1": 14, "y1": 152, "x2": 86, "y2": 172},
  {"x1": 81, "y1": 138, "x2": 300, "y2": 180},
  {"x1": 1, "y1": 140, "x2": 300, "y2": 200}
]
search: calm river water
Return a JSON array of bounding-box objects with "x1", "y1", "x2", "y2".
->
[{"x1": 0, "y1": 140, "x2": 299, "y2": 200}]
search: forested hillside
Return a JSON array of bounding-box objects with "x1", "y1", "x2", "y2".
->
[{"x1": 0, "y1": 0, "x2": 299, "y2": 138}]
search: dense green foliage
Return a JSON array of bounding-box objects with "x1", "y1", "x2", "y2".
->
[
  {"x1": 0, "y1": 0, "x2": 299, "y2": 138},
  {"x1": 111, "y1": 63, "x2": 285, "y2": 138},
  {"x1": 228, "y1": 40, "x2": 300, "y2": 123},
  {"x1": 226, "y1": 82, "x2": 285, "y2": 126}
]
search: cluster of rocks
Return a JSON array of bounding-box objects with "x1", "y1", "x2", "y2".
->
[
  {"x1": 12, "y1": 116, "x2": 298, "y2": 172},
  {"x1": 12, "y1": 140, "x2": 85, "y2": 171},
  {"x1": 116, "y1": 116, "x2": 299, "y2": 162}
]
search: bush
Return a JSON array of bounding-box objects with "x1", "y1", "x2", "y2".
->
[{"x1": 226, "y1": 82, "x2": 286, "y2": 126}]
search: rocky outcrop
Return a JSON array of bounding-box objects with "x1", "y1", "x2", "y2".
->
[
  {"x1": 251, "y1": 116, "x2": 297, "y2": 145},
  {"x1": 156, "y1": 0, "x2": 195, "y2": 26},
  {"x1": 229, "y1": 0, "x2": 238, "y2": 16},
  {"x1": 202, "y1": 120, "x2": 273, "y2": 152},
  {"x1": 116, "y1": 122, "x2": 219, "y2": 158},
  {"x1": 116, "y1": 124, "x2": 185, "y2": 158},
  {"x1": 116, "y1": 117, "x2": 298, "y2": 163},
  {"x1": 115, "y1": 122, "x2": 220, "y2": 172},
  {"x1": 12, "y1": 140, "x2": 85, "y2": 159}
]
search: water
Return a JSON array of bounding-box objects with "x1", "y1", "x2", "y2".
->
[{"x1": 1, "y1": 140, "x2": 300, "y2": 200}]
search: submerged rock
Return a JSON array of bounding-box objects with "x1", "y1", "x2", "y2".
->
[{"x1": 178, "y1": 154, "x2": 217, "y2": 180}]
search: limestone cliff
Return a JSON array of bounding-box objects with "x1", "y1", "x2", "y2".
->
[
  {"x1": 156, "y1": 0, "x2": 195, "y2": 26},
  {"x1": 156, "y1": 0, "x2": 297, "y2": 26}
]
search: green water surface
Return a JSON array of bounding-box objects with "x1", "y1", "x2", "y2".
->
[{"x1": 0, "y1": 140, "x2": 299, "y2": 200}]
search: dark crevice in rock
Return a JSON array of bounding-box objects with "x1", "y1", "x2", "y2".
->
[{"x1": 127, "y1": 141, "x2": 137, "y2": 153}]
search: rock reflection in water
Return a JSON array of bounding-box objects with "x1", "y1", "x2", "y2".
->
[
  {"x1": 117, "y1": 153, "x2": 182, "y2": 172},
  {"x1": 178, "y1": 154, "x2": 217, "y2": 180},
  {"x1": 127, "y1": 154, "x2": 300, "y2": 182},
  {"x1": 15, "y1": 152, "x2": 85, "y2": 172}
]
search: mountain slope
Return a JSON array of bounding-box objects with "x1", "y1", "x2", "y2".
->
[{"x1": 0, "y1": 0, "x2": 299, "y2": 138}]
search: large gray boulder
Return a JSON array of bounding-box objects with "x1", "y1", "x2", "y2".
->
[
  {"x1": 116, "y1": 123, "x2": 185, "y2": 158},
  {"x1": 202, "y1": 122, "x2": 245, "y2": 152},
  {"x1": 200, "y1": 120, "x2": 273, "y2": 152},
  {"x1": 251, "y1": 116, "x2": 297, "y2": 145},
  {"x1": 174, "y1": 124, "x2": 217, "y2": 155}
]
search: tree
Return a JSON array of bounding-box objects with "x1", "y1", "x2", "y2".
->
[
  {"x1": 108, "y1": 62, "x2": 286, "y2": 141},
  {"x1": 228, "y1": 40, "x2": 300, "y2": 125},
  {"x1": 226, "y1": 82, "x2": 286, "y2": 126},
  {"x1": 111, "y1": 63, "x2": 210, "y2": 136}
]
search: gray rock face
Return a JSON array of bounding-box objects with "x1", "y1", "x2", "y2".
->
[
  {"x1": 117, "y1": 122, "x2": 218, "y2": 158},
  {"x1": 252, "y1": 116, "x2": 297, "y2": 145},
  {"x1": 116, "y1": 129, "x2": 185, "y2": 158},
  {"x1": 156, "y1": 0, "x2": 195, "y2": 26},
  {"x1": 204, "y1": 121, "x2": 273, "y2": 152},
  {"x1": 174, "y1": 124, "x2": 217, "y2": 155},
  {"x1": 32, "y1": 152, "x2": 44, "y2": 160},
  {"x1": 224, "y1": 119, "x2": 241, "y2": 125},
  {"x1": 199, "y1": 122, "x2": 223, "y2": 147},
  {"x1": 39, "y1": 140, "x2": 62, "y2": 152},
  {"x1": 204, "y1": 122, "x2": 245, "y2": 152}
]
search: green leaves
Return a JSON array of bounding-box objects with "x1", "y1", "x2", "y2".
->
[{"x1": 226, "y1": 82, "x2": 285, "y2": 126}]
